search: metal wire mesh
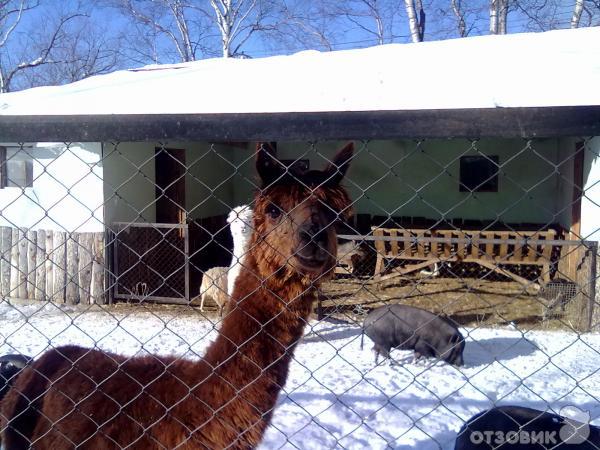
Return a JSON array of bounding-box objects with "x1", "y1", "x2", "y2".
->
[
  {"x1": 0, "y1": 137, "x2": 598, "y2": 449},
  {"x1": 111, "y1": 222, "x2": 189, "y2": 303}
]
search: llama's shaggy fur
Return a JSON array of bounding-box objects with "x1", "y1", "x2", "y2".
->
[
  {"x1": 0, "y1": 142, "x2": 354, "y2": 449},
  {"x1": 199, "y1": 266, "x2": 229, "y2": 316},
  {"x1": 227, "y1": 205, "x2": 254, "y2": 297}
]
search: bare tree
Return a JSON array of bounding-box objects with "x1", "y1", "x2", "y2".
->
[
  {"x1": 498, "y1": 0, "x2": 508, "y2": 32},
  {"x1": 421, "y1": 0, "x2": 485, "y2": 40},
  {"x1": 209, "y1": 0, "x2": 267, "y2": 57},
  {"x1": 111, "y1": 0, "x2": 271, "y2": 61},
  {"x1": 0, "y1": 1, "x2": 125, "y2": 92},
  {"x1": 581, "y1": 1, "x2": 600, "y2": 27},
  {"x1": 508, "y1": 0, "x2": 597, "y2": 32},
  {"x1": 112, "y1": 0, "x2": 212, "y2": 62},
  {"x1": 262, "y1": 0, "x2": 413, "y2": 52},
  {"x1": 361, "y1": 0, "x2": 386, "y2": 45},
  {"x1": 405, "y1": 0, "x2": 425, "y2": 42},
  {"x1": 571, "y1": 0, "x2": 585, "y2": 27},
  {"x1": 332, "y1": 0, "x2": 403, "y2": 46},
  {"x1": 490, "y1": 0, "x2": 498, "y2": 33},
  {"x1": 260, "y1": 0, "x2": 348, "y2": 53},
  {"x1": 0, "y1": 2, "x2": 91, "y2": 92},
  {"x1": 489, "y1": 0, "x2": 508, "y2": 33},
  {"x1": 450, "y1": 0, "x2": 467, "y2": 37},
  {"x1": 0, "y1": 0, "x2": 38, "y2": 91},
  {"x1": 20, "y1": 20, "x2": 122, "y2": 88}
]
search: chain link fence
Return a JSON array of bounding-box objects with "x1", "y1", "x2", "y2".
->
[{"x1": 0, "y1": 133, "x2": 599, "y2": 449}]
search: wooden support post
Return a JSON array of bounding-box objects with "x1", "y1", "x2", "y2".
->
[
  {"x1": 10, "y1": 228, "x2": 19, "y2": 297},
  {"x1": 441, "y1": 230, "x2": 451, "y2": 259},
  {"x1": 566, "y1": 242, "x2": 595, "y2": 332},
  {"x1": 541, "y1": 230, "x2": 555, "y2": 283},
  {"x1": 456, "y1": 231, "x2": 466, "y2": 260},
  {"x1": 26, "y1": 229, "x2": 37, "y2": 299},
  {"x1": 389, "y1": 229, "x2": 399, "y2": 257},
  {"x1": 513, "y1": 232, "x2": 523, "y2": 261},
  {"x1": 416, "y1": 230, "x2": 425, "y2": 258},
  {"x1": 373, "y1": 228, "x2": 386, "y2": 281},
  {"x1": 18, "y1": 228, "x2": 28, "y2": 299},
  {"x1": 45, "y1": 231, "x2": 54, "y2": 301},
  {"x1": 316, "y1": 288, "x2": 324, "y2": 321},
  {"x1": 52, "y1": 231, "x2": 66, "y2": 303},
  {"x1": 0, "y1": 226, "x2": 11, "y2": 298},
  {"x1": 65, "y1": 234, "x2": 80, "y2": 305},
  {"x1": 35, "y1": 229, "x2": 46, "y2": 301},
  {"x1": 470, "y1": 232, "x2": 480, "y2": 259},
  {"x1": 498, "y1": 232, "x2": 509, "y2": 262},
  {"x1": 91, "y1": 233, "x2": 105, "y2": 304},
  {"x1": 78, "y1": 233, "x2": 94, "y2": 304},
  {"x1": 484, "y1": 231, "x2": 494, "y2": 259}
]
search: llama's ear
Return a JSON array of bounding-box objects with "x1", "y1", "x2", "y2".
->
[
  {"x1": 256, "y1": 142, "x2": 284, "y2": 186},
  {"x1": 325, "y1": 142, "x2": 354, "y2": 185}
]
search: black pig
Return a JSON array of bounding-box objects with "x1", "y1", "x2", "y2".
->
[
  {"x1": 454, "y1": 405, "x2": 600, "y2": 449},
  {"x1": 361, "y1": 304, "x2": 464, "y2": 366},
  {"x1": 0, "y1": 353, "x2": 31, "y2": 402}
]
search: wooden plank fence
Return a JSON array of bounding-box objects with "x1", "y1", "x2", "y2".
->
[{"x1": 0, "y1": 226, "x2": 105, "y2": 304}]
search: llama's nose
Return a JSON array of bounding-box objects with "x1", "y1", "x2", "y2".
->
[{"x1": 299, "y1": 224, "x2": 328, "y2": 248}]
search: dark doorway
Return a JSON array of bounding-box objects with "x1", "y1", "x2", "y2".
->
[{"x1": 155, "y1": 147, "x2": 186, "y2": 224}]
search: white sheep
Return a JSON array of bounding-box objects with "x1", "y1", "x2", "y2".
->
[
  {"x1": 199, "y1": 266, "x2": 228, "y2": 316},
  {"x1": 227, "y1": 205, "x2": 254, "y2": 298}
]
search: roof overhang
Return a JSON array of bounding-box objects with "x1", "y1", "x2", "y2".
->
[{"x1": 0, "y1": 106, "x2": 599, "y2": 142}]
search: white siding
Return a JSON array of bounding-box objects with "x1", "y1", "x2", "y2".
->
[
  {"x1": 582, "y1": 137, "x2": 600, "y2": 241},
  {"x1": 0, "y1": 142, "x2": 103, "y2": 232}
]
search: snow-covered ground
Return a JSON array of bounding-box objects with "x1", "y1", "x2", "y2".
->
[{"x1": 1, "y1": 300, "x2": 599, "y2": 449}]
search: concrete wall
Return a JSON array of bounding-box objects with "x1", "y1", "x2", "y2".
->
[{"x1": 0, "y1": 142, "x2": 103, "y2": 232}]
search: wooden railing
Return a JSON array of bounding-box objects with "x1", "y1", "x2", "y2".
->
[{"x1": 370, "y1": 227, "x2": 563, "y2": 286}]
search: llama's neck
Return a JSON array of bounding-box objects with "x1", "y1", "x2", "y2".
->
[
  {"x1": 228, "y1": 228, "x2": 251, "y2": 295},
  {"x1": 232, "y1": 230, "x2": 250, "y2": 258},
  {"x1": 201, "y1": 251, "x2": 315, "y2": 445}
]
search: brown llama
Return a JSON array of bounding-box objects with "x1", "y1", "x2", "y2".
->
[{"x1": 0, "y1": 142, "x2": 354, "y2": 449}]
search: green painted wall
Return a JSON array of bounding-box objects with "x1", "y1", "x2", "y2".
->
[
  {"x1": 103, "y1": 142, "x2": 157, "y2": 224},
  {"x1": 230, "y1": 139, "x2": 566, "y2": 227},
  {"x1": 104, "y1": 138, "x2": 584, "y2": 231},
  {"x1": 103, "y1": 142, "x2": 237, "y2": 224}
]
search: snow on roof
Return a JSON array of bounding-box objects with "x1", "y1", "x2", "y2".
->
[{"x1": 1, "y1": 27, "x2": 599, "y2": 115}]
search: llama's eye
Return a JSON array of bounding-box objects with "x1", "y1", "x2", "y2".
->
[
  {"x1": 318, "y1": 201, "x2": 338, "y2": 222},
  {"x1": 324, "y1": 208, "x2": 338, "y2": 221},
  {"x1": 266, "y1": 203, "x2": 282, "y2": 220}
]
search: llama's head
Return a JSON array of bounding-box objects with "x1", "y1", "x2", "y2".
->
[
  {"x1": 227, "y1": 205, "x2": 253, "y2": 240},
  {"x1": 252, "y1": 142, "x2": 353, "y2": 283}
]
